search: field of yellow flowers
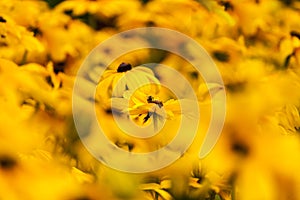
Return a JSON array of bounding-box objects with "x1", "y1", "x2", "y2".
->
[{"x1": 1, "y1": 0, "x2": 300, "y2": 200}]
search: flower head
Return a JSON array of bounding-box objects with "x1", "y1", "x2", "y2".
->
[
  {"x1": 96, "y1": 63, "x2": 160, "y2": 108},
  {"x1": 111, "y1": 87, "x2": 181, "y2": 132}
]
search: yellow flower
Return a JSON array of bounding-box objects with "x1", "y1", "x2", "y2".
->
[
  {"x1": 197, "y1": 82, "x2": 224, "y2": 103},
  {"x1": 279, "y1": 31, "x2": 300, "y2": 68},
  {"x1": 195, "y1": 0, "x2": 236, "y2": 38},
  {"x1": 232, "y1": 132, "x2": 300, "y2": 200},
  {"x1": 140, "y1": 178, "x2": 173, "y2": 200},
  {"x1": 112, "y1": 89, "x2": 181, "y2": 130},
  {"x1": 36, "y1": 11, "x2": 94, "y2": 64},
  {"x1": 159, "y1": 54, "x2": 203, "y2": 91},
  {"x1": 56, "y1": 0, "x2": 141, "y2": 19},
  {"x1": 0, "y1": 15, "x2": 45, "y2": 64},
  {"x1": 96, "y1": 63, "x2": 160, "y2": 108},
  {"x1": 276, "y1": 104, "x2": 300, "y2": 135},
  {"x1": 55, "y1": 0, "x2": 100, "y2": 16},
  {"x1": 188, "y1": 161, "x2": 231, "y2": 200},
  {"x1": 0, "y1": 0, "x2": 48, "y2": 27},
  {"x1": 228, "y1": 0, "x2": 281, "y2": 36},
  {"x1": 1, "y1": 0, "x2": 300, "y2": 199}
]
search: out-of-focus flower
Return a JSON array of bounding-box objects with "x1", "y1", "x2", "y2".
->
[
  {"x1": 37, "y1": 11, "x2": 94, "y2": 64},
  {"x1": 0, "y1": 15, "x2": 45, "y2": 64},
  {"x1": 159, "y1": 54, "x2": 203, "y2": 91},
  {"x1": 0, "y1": 0, "x2": 48, "y2": 27},
  {"x1": 279, "y1": 31, "x2": 300, "y2": 68},
  {"x1": 227, "y1": 0, "x2": 281, "y2": 36},
  {"x1": 198, "y1": 82, "x2": 224, "y2": 103}
]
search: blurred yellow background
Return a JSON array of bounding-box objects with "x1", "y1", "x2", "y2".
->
[{"x1": 0, "y1": 0, "x2": 300, "y2": 199}]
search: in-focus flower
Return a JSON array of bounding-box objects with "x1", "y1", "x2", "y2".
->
[
  {"x1": 140, "y1": 178, "x2": 172, "y2": 200},
  {"x1": 275, "y1": 104, "x2": 300, "y2": 135},
  {"x1": 112, "y1": 89, "x2": 181, "y2": 131},
  {"x1": 112, "y1": 85, "x2": 181, "y2": 134},
  {"x1": 96, "y1": 63, "x2": 160, "y2": 108},
  {"x1": 189, "y1": 161, "x2": 231, "y2": 200}
]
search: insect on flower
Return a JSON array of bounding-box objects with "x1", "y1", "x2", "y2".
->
[
  {"x1": 142, "y1": 96, "x2": 164, "y2": 124},
  {"x1": 111, "y1": 88, "x2": 185, "y2": 132},
  {"x1": 147, "y1": 96, "x2": 163, "y2": 108}
]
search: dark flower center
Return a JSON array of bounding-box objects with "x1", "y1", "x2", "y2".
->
[
  {"x1": 290, "y1": 30, "x2": 300, "y2": 39},
  {"x1": 0, "y1": 16, "x2": 6, "y2": 23},
  {"x1": 212, "y1": 51, "x2": 230, "y2": 62},
  {"x1": 117, "y1": 62, "x2": 132, "y2": 73},
  {"x1": 0, "y1": 155, "x2": 17, "y2": 170}
]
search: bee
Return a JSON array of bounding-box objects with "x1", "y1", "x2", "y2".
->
[
  {"x1": 142, "y1": 96, "x2": 164, "y2": 124},
  {"x1": 147, "y1": 96, "x2": 163, "y2": 108},
  {"x1": 143, "y1": 112, "x2": 152, "y2": 123}
]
